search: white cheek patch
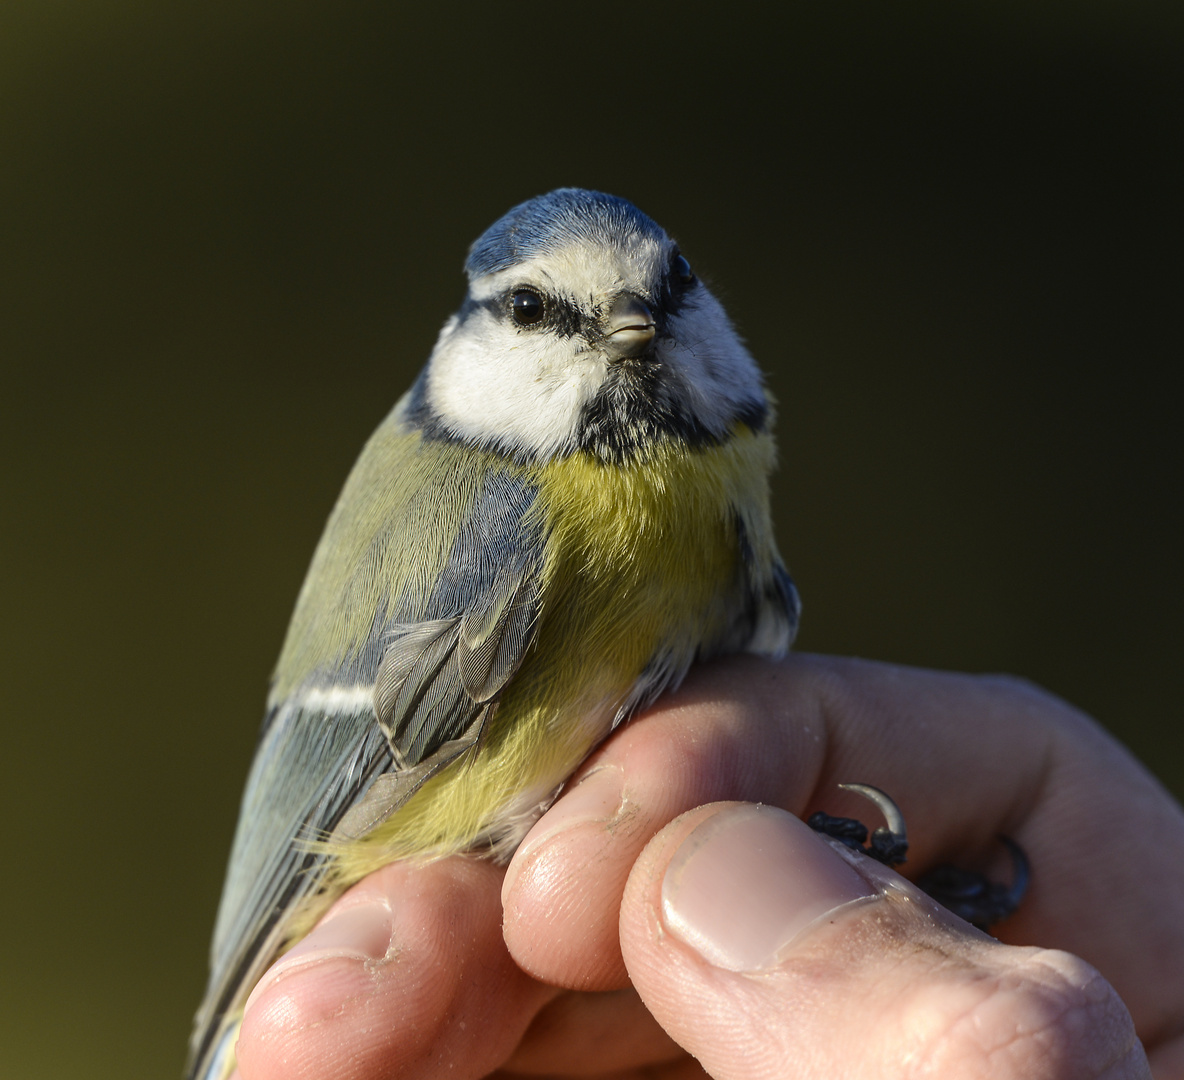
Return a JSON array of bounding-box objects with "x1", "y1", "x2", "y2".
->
[{"x1": 426, "y1": 312, "x2": 608, "y2": 457}]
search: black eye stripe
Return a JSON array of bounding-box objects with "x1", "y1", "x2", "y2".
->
[{"x1": 503, "y1": 288, "x2": 584, "y2": 337}]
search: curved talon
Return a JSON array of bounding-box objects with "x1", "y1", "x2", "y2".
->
[
  {"x1": 837, "y1": 783, "x2": 908, "y2": 846},
  {"x1": 807, "y1": 783, "x2": 909, "y2": 867},
  {"x1": 811, "y1": 783, "x2": 1030, "y2": 930}
]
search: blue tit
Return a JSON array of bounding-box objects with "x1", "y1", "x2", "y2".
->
[{"x1": 187, "y1": 188, "x2": 800, "y2": 1080}]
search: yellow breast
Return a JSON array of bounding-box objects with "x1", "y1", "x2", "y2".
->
[{"x1": 323, "y1": 426, "x2": 779, "y2": 891}]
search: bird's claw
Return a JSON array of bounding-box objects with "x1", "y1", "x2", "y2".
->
[
  {"x1": 806, "y1": 782, "x2": 910, "y2": 867},
  {"x1": 807, "y1": 783, "x2": 1028, "y2": 930}
]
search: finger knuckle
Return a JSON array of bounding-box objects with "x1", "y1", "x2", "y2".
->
[{"x1": 906, "y1": 948, "x2": 1141, "y2": 1080}]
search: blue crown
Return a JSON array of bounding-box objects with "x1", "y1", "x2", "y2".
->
[{"x1": 466, "y1": 189, "x2": 665, "y2": 278}]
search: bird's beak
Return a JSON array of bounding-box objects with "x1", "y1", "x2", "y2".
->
[{"x1": 602, "y1": 293, "x2": 656, "y2": 360}]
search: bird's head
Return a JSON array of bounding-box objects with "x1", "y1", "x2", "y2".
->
[{"x1": 410, "y1": 189, "x2": 769, "y2": 463}]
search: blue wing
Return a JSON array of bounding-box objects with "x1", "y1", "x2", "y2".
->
[{"x1": 187, "y1": 430, "x2": 544, "y2": 1080}]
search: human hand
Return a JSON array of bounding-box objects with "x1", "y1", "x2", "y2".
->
[{"x1": 232, "y1": 654, "x2": 1184, "y2": 1078}]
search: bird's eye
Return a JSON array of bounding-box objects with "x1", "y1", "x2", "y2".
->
[
  {"x1": 673, "y1": 254, "x2": 694, "y2": 285},
  {"x1": 511, "y1": 290, "x2": 545, "y2": 326}
]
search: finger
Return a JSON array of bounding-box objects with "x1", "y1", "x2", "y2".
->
[
  {"x1": 500, "y1": 652, "x2": 1184, "y2": 1045},
  {"x1": 490, "y1": 1059, "x2": 708, "y2": 1080},
  {"x1": 621, "y1": 802, "x2": 1150, "y2": 1080},
  {"x1": 1147, "y1": 1034, "x2": 1184, "y2": 1079},
  {"x1": 502, "y1": 654, "x2": 818, "y2": 989},
  {"x1": 235, "y1": 857, "x2": 554, "y2": 1080},
  {"x1": 503, "y1": 652, "x2": 1040, "y2": 988},
  {"x1": 499, "y1": 987, "x2": 683, "y2": 1076}
]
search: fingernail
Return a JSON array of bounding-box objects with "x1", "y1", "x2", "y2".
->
[
  {"x1": 502, "y1": 765, "x2": 625, "y2": 904},
  {"x1": 661, "y1": 804, "x2": 877, "y2": 972},
  {"x1": 242, "y1": 896, "x2": 393, "y2": 1016}
]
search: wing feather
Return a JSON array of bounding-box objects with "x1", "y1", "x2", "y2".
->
[
  {"x1": 191, "y1": 704, "x2": 391, "y2": 1079},
  {"x1": 188, "y1": 413, "x2": 544, "y2": 1080},
  {"x1": 458, "y1": 564, "x2": 539, "y2": 702}
]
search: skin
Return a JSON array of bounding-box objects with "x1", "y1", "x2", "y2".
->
[{"x1": 230, "y1": 653, "x2": 1184, "y2": 1079}]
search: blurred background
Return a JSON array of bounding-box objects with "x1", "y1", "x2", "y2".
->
[{"x1": 2, "y1": 2, "x2": 1181, "y2": 1076}]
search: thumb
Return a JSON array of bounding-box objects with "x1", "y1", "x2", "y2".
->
[{"x1": 618, "y1": 802, "x2": 1148, "y2": 1080}]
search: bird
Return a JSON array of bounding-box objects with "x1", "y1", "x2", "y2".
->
[{"x1": 187, "y1": 187, "x2": 800, "y2": 1080}]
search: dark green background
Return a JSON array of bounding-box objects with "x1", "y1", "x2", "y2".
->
[{"x1": 2, "y1": 3, "x2": 1181, "y2": 1076}]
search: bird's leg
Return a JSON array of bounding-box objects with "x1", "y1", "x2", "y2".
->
[{"x1": 807, "y1": 783, "x2": 1029, "y2": 931}]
